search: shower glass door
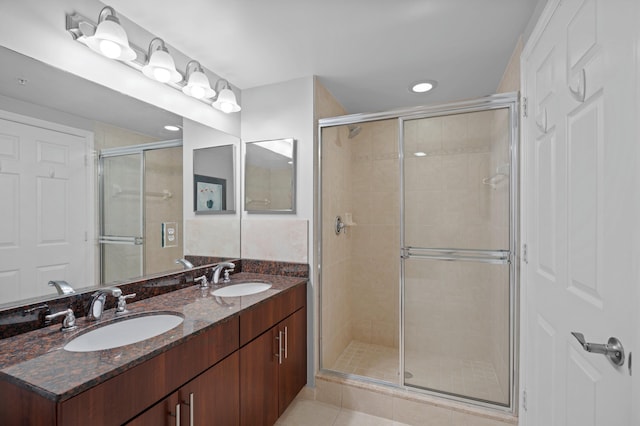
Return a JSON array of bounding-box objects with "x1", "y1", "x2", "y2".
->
[
  {"x1": 99, "y1": 140, "x2": 183, "y2": 284},
  {"x1": 100, "y1": 153, "x2": 144, "y2": 283},
  {"x1": 401, "y1": 106, "x2": 515, "y2": 407}
]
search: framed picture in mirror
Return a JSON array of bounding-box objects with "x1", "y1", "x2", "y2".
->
[
  {"x1": 244, "y1": 138, "x2": 296, "y2": 213},
  {"x1": 194, "y1": 174, "x2": 226, "y2": 212}
]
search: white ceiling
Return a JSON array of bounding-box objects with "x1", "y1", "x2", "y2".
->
[{"x1": 108, "y1": 0, "x2": 540, "y2": 114}]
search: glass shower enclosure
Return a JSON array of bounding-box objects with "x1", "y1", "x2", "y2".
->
[
  {"x1": 99, "y1": 140, "x2": 183, "y2": 284},
  {"x1": 318, "y1": 93, "x2": 518, "y2": 411}
]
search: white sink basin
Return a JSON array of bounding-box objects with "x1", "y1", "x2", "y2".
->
[
  {"x1": 64, "y1": 313, "x2": 184, "y2": 352},
  {"x1": 212, "y1": 282, "x2": 272, "y2": 298}
]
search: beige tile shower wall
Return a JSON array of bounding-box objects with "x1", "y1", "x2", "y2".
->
[
  {"x1": 321, "y1": 125, "x2": 354, "y2": 368},
  {"x1": 348, "y1": 120, "x2": 400, "y2": 349},
  {"x1": 245, "y1": 164, "x2": 293, "y2": 210},
  {"x1": 144, "y1": 146, "x2": 183, "y2": 275}
]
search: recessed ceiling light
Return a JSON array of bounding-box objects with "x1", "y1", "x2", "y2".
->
[
  {"x1": 164, "y1": 125, "x2": 181, "y2": 132},
  {"x1": 414, "y1": 151, "x2": 427, "y2": 157},
  {"x1": 410, "y1": 80, "x2": 438, "y2": 94}
]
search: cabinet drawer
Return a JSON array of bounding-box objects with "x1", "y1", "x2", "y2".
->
[{"x1": 239, "y1": 283, "x2": 306, "y2": 346}]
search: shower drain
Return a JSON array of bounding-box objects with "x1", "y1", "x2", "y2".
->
[{"x1": 404, "y1": 371, "x2": 414, "y2": 379}]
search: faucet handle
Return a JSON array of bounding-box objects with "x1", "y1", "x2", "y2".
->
[
  {"x1": 116, "y1": 293, "x2": 137, "y2": 315},
  {"x1": 223, "y1": 266, "x2": 235, "y2": 283},
  {"x1": 45, "y1": 308, "x2": 77, "y2": 331},
  {"x1": 194, "y1": 275, "x2": 209, "y2": 288}
]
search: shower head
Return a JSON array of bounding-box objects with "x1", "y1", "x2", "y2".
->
[{"x1": 347, "y1": 124, "x2": 361, "y2": 139}]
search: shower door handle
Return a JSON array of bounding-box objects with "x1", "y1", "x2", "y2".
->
[
  {"x1": 571, "y1": 332, "x2": 625, "y2": 366},
  {"x1": 98, "y1": 235, "x2": 144, "y2": 245}
]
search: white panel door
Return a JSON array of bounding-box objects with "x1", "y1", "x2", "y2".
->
[
  {"x1": 522, "y1": 0, "x2": 637, "y2": 424},
  {"x1": 0, "y1": 115, "x2": 92, "y2": 303}
]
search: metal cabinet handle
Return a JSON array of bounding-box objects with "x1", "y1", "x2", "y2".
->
[
  {"x1": 276, "y1": 330, "x2": 283, "y2": 364},
  {"x1": 181, "y1": 393, "x2": 194, "y2": 426},
  {"x1": 571, "y1": 332, "x2": 625, "y2": 366},
  {"x1": 170, "y1": 403, "x2": 181, "y2": 426},
  {"x1": 284, "y1": 326, "x2": 288, "y2": 360}
]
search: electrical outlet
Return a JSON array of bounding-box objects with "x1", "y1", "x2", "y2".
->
[{"x1": 162, "y1": 222, "x2": 177, "y2": 248}]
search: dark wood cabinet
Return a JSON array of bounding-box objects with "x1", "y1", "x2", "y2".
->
[
  {"x1": 278, "y1": 307, "x2": 307, "y2": 414},
  {"x1": 127, "y1": 352, "x2": 239, "y2": 426},
  {"x1": 240, "y1": 327, "x2": 280, "y2": 426},
  {"x1": 0, "y1": 282, "x2": 307, "y2": 426},
  {"x1": 240, "y1": 304, "x2": 307, "y2": 426}
]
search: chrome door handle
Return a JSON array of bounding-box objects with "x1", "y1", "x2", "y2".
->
[{"x1": 571, "y1": 332, "x2": 625, "y2": 366}]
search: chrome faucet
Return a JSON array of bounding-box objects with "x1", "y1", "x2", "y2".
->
[
  {"x1": 48, "y1": 280, "x2": 75, "y2": 295},
  {"x1": 87, "y1": 287, "x2": 122, "y2": 321},
  {"x1": 212, "y1": 262, "x2": 235, "y2": 284},
  {"x1": 175, "y1": 258, "x2": 194, "y2": 269}
]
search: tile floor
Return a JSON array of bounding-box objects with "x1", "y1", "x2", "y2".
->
[
  {"x1": 332, "y1": 341, "x2": 400, "y2": 382},
  {"x1": 331, "y1": 341, "x2": 506, "y2": 404},
  {"x1": 275, "y1": 397, "x2": 411, "y2": 426}
]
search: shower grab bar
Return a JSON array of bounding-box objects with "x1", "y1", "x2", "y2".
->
[{"x1": 99, "y1": 235, "x2": 144, "y2": 245}]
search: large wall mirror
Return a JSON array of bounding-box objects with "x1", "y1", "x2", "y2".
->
[
  {"x1": 0, "y1": 45, "x2": 240, "y2": 310},
  {"x1": 245, "y1": 138, "x2": 297, "y2": 213},
  {"x1": 193, "y1": 145, "x2": 235, "y2": 214}
]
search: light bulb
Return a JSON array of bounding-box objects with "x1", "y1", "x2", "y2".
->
[
  {"x1": 412, "y1": 82, "x2": 433, "y2": 93},
  {"x1": 153, "y1": 68, "x2": 171, "y2": 83},
  {"x1": 189, "y1": 85, "x2": 206, "y2": 99},
  {"x1": 99, "y1": 39, "x2": 122, "y2": 59}
]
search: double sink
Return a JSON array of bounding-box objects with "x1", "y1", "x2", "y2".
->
[{"x1": 64, "y1": 281, "x2": 272, "y2": 352}]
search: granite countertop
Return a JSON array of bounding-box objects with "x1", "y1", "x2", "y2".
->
[{"x1": 0, "y1": 272, "x2": 305, "y2": 402}]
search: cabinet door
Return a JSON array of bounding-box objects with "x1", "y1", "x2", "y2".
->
[
  {"x1": 127, "y1": 392, "x2": 180, "y2": 426},
  {"x1": 278, "y1": 307, "x2": 307, "y2": 415},
  {"x1": 240, "y1": 327, "x2": 279, "y2": 426},
  {"x1": 179, "y1": 352, "x2": 239, "y2": 426}
]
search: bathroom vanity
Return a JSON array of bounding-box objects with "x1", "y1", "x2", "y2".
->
[{"x1": 0, "y1": 272, "x2": 307, "y2": 425}]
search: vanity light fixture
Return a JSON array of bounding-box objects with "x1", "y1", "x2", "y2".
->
[
  {"x1": 164, "y1": 125, "x2": 181, "y2": 132},
  {"x1": 142, "y1": 38, "x2": 182, "y2": 83},
  {"x1": 212, "y1": 79, "x2": 242, "y2": 113},
  {"x1": 410, "y1": 80, "x2": 438, "y2": 94},
  {"x1": 66, "y1": 7, "x2": 241, "y2": 113},
  {"x1": 182, "y1": 60, "x2": 216, "y2": 99},
  {"x1": 84, "y1": 6, "x2": 136, "y2": 61}
]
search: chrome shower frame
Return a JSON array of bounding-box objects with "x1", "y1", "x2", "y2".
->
[{"x1": 317, "y1": 92, "x2": 520, "y2": 414}]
